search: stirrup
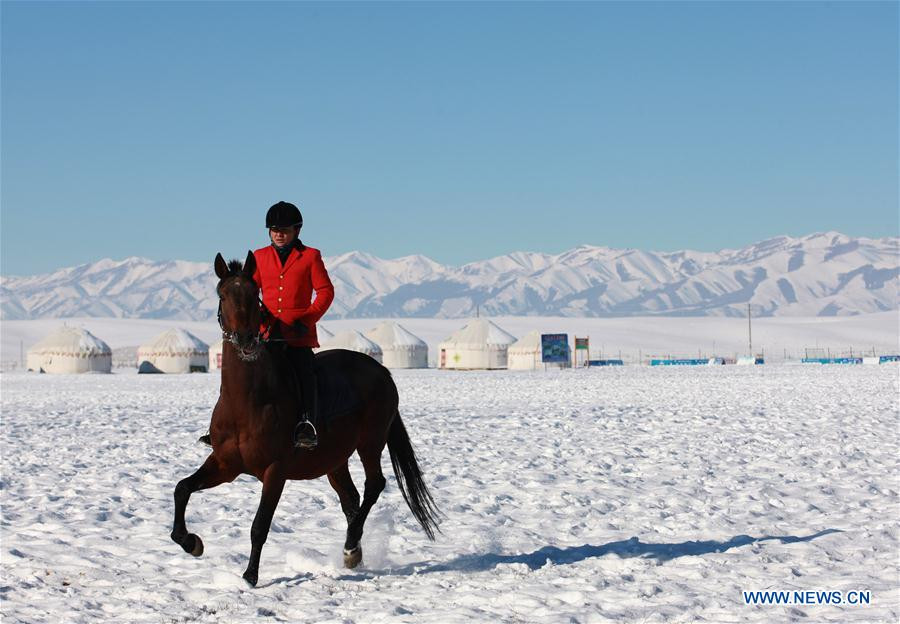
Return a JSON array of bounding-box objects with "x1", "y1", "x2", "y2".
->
[{"x1": 293, "y1": 420, "x2": 318, "y2": 450}]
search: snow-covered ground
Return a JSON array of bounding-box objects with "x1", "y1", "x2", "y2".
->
[
  {"x1": 2, "y1": 365, "x2": 898, "y2": 622},
  {"x1": 2, "y1": 312, "x2": 897, "y2": 369}
]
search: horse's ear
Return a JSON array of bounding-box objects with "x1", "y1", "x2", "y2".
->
[
  {"x1": 243, "y1": 250, "x2": 256, "y2": 278},
  {"x1": 214, "y1": 253, "x2": 230, "y2": 279}
]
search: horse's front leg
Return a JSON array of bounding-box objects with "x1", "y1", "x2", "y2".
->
[
  {"x1": 171, "y1": 453, "x2": 234, "y2": 557},
  {"x1": 243, "y1": 464, "x2": 286, "y2": 587}
]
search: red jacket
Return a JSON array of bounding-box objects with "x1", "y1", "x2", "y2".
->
[{"x1": 252, "y1": 243, "x2": 334, "y2": 348}]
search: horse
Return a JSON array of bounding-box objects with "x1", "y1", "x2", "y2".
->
[{"x1": 170, "y1": 251, "x2": 440, "y2": 586}]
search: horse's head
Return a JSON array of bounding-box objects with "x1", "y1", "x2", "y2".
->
[{"x1": 214, "y1": 251, "x2": 264, "y2": 361}]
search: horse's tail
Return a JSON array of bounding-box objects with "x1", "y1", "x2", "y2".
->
[{"x1": 387, "y1": 413, "x2": 441, "y2": 541}]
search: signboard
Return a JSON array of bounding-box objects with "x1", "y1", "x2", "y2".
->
[
  {"x1": 574, "y1": 337, "x2": 589, "y2": 351},
  {"x1": 541, "y1": 334, "x2": 569, "y2": 363}
]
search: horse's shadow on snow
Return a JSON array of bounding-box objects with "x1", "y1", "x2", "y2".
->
[{"x1": 337, "y1": 529, "x2": 841, "y2": 580}]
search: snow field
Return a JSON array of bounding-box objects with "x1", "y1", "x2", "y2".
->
[{"x1": 1, "y1": 365, "x2": 898, "y2": 623}]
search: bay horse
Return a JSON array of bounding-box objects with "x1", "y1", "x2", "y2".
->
[{"x1": 170, "y1": 251, "x2": 440, "y2": 586}]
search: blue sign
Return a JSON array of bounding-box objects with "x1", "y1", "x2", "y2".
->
[{"x1": 541, "y1": 334, "x2": 569, "y2": 363}]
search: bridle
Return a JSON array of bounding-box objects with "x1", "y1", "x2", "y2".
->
[
  {"x1": 217, "y1": 299, "x2": 266, "y2": 361},
  {"x1": 216, "y1": 274, "x2": 294, "y2": 362}
]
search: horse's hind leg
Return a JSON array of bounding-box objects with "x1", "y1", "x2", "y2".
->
[
  {"x1": 171, "y1": 454, "x2": 235, "y2": 557},
  {"x1": 342, "y1": 448, "x2": 386, "y2": 568},
  {"x1": 327, "y1": 463, "x2": 362, "y2": 566}
]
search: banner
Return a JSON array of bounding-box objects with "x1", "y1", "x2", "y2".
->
[{"x1": 541, "y1": 334, "x2": 569, "y2": 363}]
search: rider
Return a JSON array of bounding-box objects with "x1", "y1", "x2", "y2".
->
[
  {"x1": 254, "y1": 201, "x2": 335, "y2": 449},
  {"x1": 203, "y1": 201, "x2": 334, "y2": 448}
]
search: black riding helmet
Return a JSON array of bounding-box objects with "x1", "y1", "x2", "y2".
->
[{"x1": 265, "y1": 201, "x2": 303, "y2": 229}]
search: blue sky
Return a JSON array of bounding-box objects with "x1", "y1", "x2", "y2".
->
[{"x1": 2, "y1": 1, "x2": 897, "y2": 275}]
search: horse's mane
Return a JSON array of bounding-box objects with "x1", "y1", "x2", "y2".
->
[{"x1": 227, "y1": 259, "x2": 243, "y2": 274}]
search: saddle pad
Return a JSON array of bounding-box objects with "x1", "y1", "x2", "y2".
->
[{"x1": 315, "y1": 365, "x2": 361, "y2": 423}]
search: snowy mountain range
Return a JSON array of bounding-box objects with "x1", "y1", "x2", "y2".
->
[{"x1": 2, "y1": 232, "x2": 897, "y2": 321}]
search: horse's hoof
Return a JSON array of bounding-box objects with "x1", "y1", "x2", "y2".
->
[
  {"x1": 174, "y1": 532, "x2": 204, "y2": 557},
  {"x1": 242, "y1": 569, "x2": 258, "y2": 587},
  {"x1": 343, "y1": 545, "x2": 362, "y2": 569},
  {"x1": 189, "y1": 534, "x2": 204, "y2": 557}
]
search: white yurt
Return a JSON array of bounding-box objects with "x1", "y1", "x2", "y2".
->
[
  {"x1": 137, "y1": 328, "x2": 209, "y2": 373},
  {"x1": 318, "y1": 330, "x2": 383, "y2": 363},
  {"x1": 26, "y1": 326, "x2": 112, "y2": 374},
  {"x1": 208, "y1": 339, "x2": 224, "y2": 371},
  {"x1": 438, "y1": 319, "x2": 516, "y2": 369},
  {"x1": 365, "y1": 321, "x2": 428, "y2": 369},
  {"x1": 508, "y1": 330, "x2": 546, "y2": 370}
]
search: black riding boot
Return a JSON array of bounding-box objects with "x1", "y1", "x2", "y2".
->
[{"x1": 294, "y1": 369, "x2": 318, "y2": 449}]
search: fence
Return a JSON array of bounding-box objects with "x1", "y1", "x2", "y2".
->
[{"x1": 577, "y1": 346, "x2": 898, "y2": 366}]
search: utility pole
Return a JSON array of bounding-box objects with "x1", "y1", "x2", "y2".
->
[{"x1": 747, "y1": 303, "x2": 753, "y2": 356}]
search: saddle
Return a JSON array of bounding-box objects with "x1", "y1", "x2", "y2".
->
[{"x1": 266, "y1": 341, "x2": 362, "y2": 428}]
